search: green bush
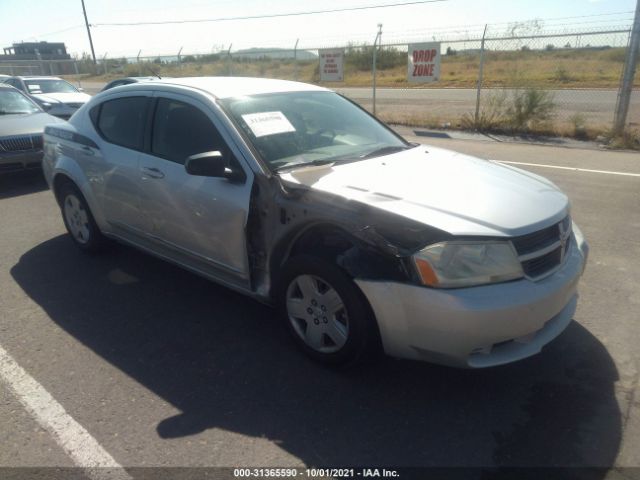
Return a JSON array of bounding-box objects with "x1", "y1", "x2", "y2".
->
[
  {"x1": 462, "y1": 88, "x2": 555, "y2": 133},
  {"x1": 505, "y1": 88, "x2": 556, "y2": 131},
  {"x1": 345, "y1": 44, "x2": 405, "y2": 71}
]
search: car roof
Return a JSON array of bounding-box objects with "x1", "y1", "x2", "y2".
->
[
  {"x1": 13, "y1": 76, "x2": 63, "y2": 80},
  {"x1": 139, "y1": 76, "x2": 329, "y2": 99}
]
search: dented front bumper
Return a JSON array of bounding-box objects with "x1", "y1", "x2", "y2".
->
[{"x1": 355, "y1": 229, "x2": 589, "y2": 368}]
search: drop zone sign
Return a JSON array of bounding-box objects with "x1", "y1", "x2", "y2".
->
[{"x1": 408, "y1": 43, "x2": 441, "y2": 83}]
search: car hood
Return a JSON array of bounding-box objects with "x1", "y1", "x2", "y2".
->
[
  {"x1": 0, "y1": 112, "x2": 65, "y2": 137},
  {"x1": 31, "y1": 92, "x2": 91, "y2": 104},
  {"x1": 278, "y1": 145, "x2": 569, "y2": 237}
]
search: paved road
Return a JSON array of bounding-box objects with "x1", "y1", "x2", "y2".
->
[
  {"x1": 336, "y1": 87, "x2": 640, "y2": 125},
  {"x1": 0, "y1": 135, "x2": 639, "y2": 478},
  {"x1": 80, "y1": 81, "x2": 639, "y2": 126}
]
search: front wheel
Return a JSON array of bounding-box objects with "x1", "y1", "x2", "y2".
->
[{"x1": 277, "y1": 255, "x2": 379, "y2": 365}]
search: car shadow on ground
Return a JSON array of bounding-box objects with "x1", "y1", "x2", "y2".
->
[
  {"x1": 11, "y1": 235, "x2": 622, "y2": 472},
  {"x1": 0, "y1": 169, "x2": 48, "y2": 199}
]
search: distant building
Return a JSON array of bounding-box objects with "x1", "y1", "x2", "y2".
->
[{"x1": 1, "y1": 42, "x2": 71, "y2": 60}]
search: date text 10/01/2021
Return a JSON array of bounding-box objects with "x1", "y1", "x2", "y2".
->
[{"x1": 233, "y1": 468, "x2": 400, "y2": 478}]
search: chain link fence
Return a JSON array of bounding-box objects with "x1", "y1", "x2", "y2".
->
[{"x1": 1, "y1": 26, "x2": 637, "y2": 138}]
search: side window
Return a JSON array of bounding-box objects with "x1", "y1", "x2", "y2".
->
[
  {"x1": 96, "y1": 97, "x2": 148, "y2": 150},
  {"x1": 151, "y1": 98, "x2": 227, "y2": 164}
]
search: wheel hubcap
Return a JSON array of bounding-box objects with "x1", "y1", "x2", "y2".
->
[
  {"x1": 63, "y1": 194, "x2": 90, "y2": 244},
  {"x1": 286, "y1": 274, "x2": 349, "y2": 353}
]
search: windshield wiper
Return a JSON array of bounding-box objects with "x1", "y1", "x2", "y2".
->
[
  {"x1": 274, "y1": 159, "x2": 336, "y2": 172},
  {"x1": 358, "y1": 144, "x2": 413, "y2": 159}
]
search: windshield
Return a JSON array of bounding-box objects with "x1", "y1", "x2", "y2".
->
[
  {"x1": 0, "y1": 89, "x2": 41, "y2": 114},
  {"x1": 219, "y1": 91, "x2": 410, "y2": 171},
  {"x1": 25, "y1": 79, "x2": 78, "y2": 94}
]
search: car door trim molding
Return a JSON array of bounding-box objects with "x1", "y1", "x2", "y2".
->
[{"x1": 45, "y1": 126, "x2": 99, "y2": 149}]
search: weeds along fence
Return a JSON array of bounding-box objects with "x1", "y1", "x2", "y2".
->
[{"x1": 1, "y1": 26, "x2": 637, "y2": 138}]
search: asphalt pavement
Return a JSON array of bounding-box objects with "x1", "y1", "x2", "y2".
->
[{"x1": 0, "y1": 132, "x2": 639, "y2": 479}]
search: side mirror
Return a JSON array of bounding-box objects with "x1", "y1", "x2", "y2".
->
[{"x1": 185, "y1": 151, "x2": 228, "y2": 177}]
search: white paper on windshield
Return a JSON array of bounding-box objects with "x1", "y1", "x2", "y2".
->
[{"x1": 242, "y1": 111, "x2": 295, "y2": 138}]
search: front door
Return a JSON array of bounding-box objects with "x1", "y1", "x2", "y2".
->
[{"x1": 138, "y1": 93, "x2": 253, "y2": 286}]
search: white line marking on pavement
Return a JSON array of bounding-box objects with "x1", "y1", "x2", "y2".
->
[
  {"x1": 0, "y1": 345, "x2": 131, "y2": 480},
  {"x1": 494, "y1": 160, "x2": 640, "y2": 178}
]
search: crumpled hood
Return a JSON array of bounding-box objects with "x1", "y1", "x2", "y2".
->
[
  {"x1": 0, "y1": 112, "x2": 65, "y2": 137},
  {"x1": 31, "y1": 92, "x2": 91, "y2": 105},
  {"x1": 278, "y1": 145, "x2": 569, "y2": 237}
]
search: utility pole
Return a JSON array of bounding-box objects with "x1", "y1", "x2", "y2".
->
[
  {"x1": 372, "y1": 23, "x2": 382, "y2": 116},
  {"x1": 613, "y1": 0, "x2": 640, "y2": 135},
  {"x1": 81, "y1": 0, "x2": 97, "y2": 64}
]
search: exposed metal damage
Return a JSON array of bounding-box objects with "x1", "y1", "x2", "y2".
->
[{"x1": 246, "y1": 173, "x2": 452, "y2": 299}]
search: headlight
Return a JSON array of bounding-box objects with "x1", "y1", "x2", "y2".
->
[{"x1": 412, "y1": 241, "x2": 524, "y2": 288}]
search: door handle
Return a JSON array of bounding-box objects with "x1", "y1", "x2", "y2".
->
[{"x1": 141, "y1": 166, "x2": 165, "y2": 179}]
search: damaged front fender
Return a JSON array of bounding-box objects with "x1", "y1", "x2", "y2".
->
[{"x1": 246, "y1": 174, "x2": 451, "y2": 299}]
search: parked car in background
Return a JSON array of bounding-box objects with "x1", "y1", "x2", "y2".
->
[
  {"x1": 0, "y1": 83, "x2": 65, "y2": 172},
  {"x1": 100, "y1": 76, "x2": 168, "y2": 92},
  {"x1": 42, "y1": 77, "x2": 588, "y2": 368},
  {"x1": 1, "y1": 76, "x2": 91, "y2": 119}
]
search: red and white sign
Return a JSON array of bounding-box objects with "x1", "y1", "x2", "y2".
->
[
  {"x1": 407, "y1": 43, "x2": 441, "y2": 83},
  {"x1": 319, "y1": 48, "x2": 344, "y2": 82}
]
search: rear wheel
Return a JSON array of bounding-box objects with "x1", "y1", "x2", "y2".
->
[
  {"x1": 277, "y1": 255, "x2": 378, "y2": 365},
  {"x1": 59, "y1": 184, "x2": 106, "y2": 253}
]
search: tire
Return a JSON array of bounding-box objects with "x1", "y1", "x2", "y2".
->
[
  {"x1": 59, "y1": 183, "x2": 107, "y2": 253},
  {"x1": 277, "y1": 254, "x2": 379, "y2": 366}
]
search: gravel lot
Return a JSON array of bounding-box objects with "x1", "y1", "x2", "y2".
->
[{"x1": 0, "y1": 131, "x2": 639, "y2": 479}]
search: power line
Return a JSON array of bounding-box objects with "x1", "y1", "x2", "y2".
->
[
  {"x1": 92, "y1": 0, "x2": 448, "y2": 26},
  {"x1": 24, "y1": 24, "x2": 85, "y2": 39}
]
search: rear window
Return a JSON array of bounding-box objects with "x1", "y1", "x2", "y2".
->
[{"x1": 95, "y1": 97, "x2": 149, "y2": 150}]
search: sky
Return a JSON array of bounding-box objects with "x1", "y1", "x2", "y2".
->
[{"x1": 0, "y1": 0, "x2": 636, "y2": 59}]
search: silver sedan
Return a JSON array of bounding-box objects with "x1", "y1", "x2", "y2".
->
[{"x1": 42, "y1": 77, "x2": 588, "y2": 368}]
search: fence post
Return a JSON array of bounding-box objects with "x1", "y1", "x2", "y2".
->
[
  {"x1": 227, "y1": 44, "x2": 233, "y2": 76},
  {"x1": 136, "y1": 49, "x2": 141, "y2": 74},
  {"x1": 372, "y1": 24, "x2": 382, "y2": 116},
  {"x1": 102, "y1": 53, "x2": 108, "y2": 75},
  {"x1": 613, "y1": 0, "x2": 640, "y2": 135},
  {"x1": 177, "y1": 46, "x2": 183, "y2": 70},
  {"x1": 73, "y1": 60, "x2": 82, "y2": 89},
  {"x1": 293, "y1": 38, "x2": 299, "y2": 81},
  {"x1": 474, "y1": 24, "x2": 488, "y2": 127}
]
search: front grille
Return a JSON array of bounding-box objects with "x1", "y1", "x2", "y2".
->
[
  {"x1": 521, "y1": 246, "x2": 562, "y2": 278},
  {"x1": 512, "y1": 223, "x2": 559, "y2": 255},
  {"x1": 0, "y1": 135, "x2": 42, "y2": 152},
  {"x1": 511, "y1": 215, "x2": 572, "y2": 280}
]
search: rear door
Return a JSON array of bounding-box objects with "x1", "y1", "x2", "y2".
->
[
  {"x1": 137, "y1": 92, "x2": 254, "y2": 286},
  {"x1": 89, "y1": 92, "x2": 152, "y2": 238}
]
